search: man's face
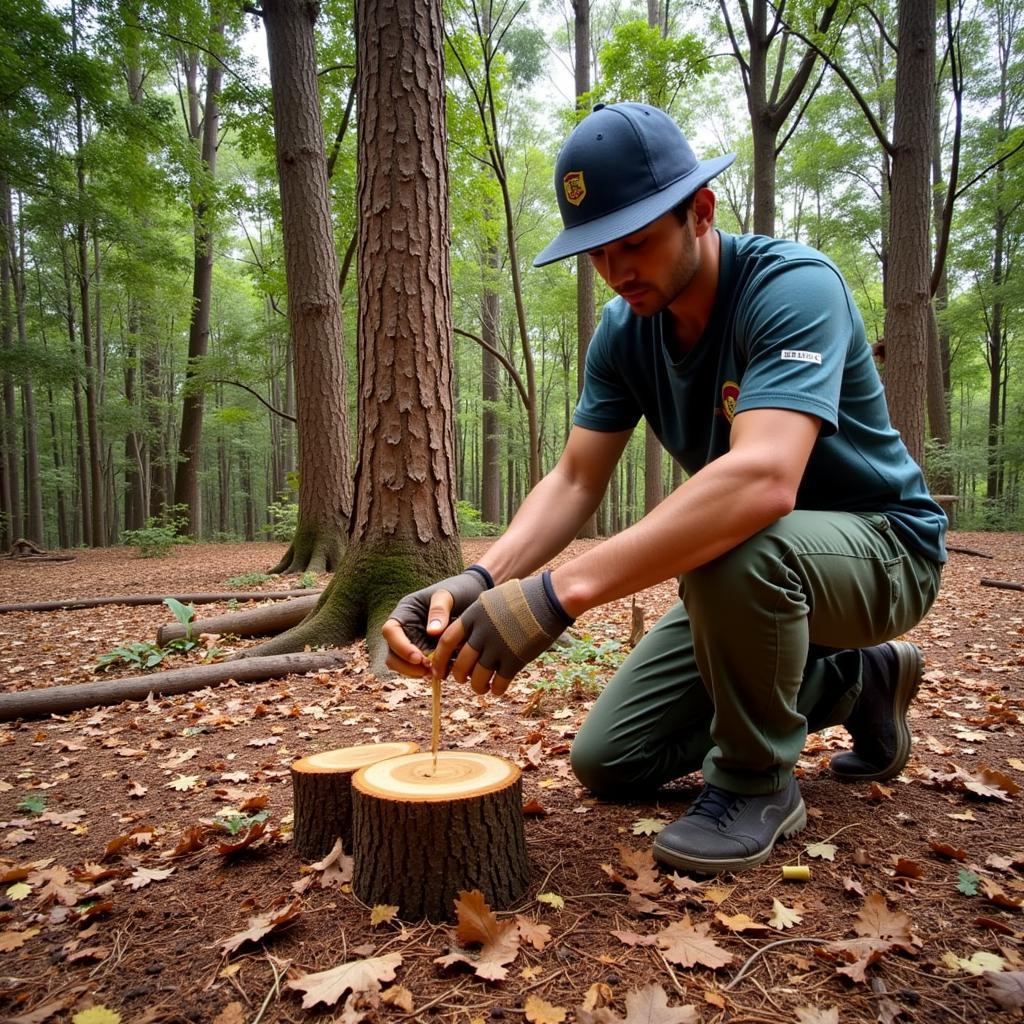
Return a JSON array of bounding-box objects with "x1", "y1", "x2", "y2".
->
[{"x1": 587, "y1": 208, "x2": 699, "y2": 317}]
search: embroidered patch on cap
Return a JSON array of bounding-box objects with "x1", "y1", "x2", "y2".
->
[
  {"x1": 563, "y1": 171, "x2": 586, "y2": 206},
  {"x1": 781, "y1": 350, "x2": 822, "y2": 364}
]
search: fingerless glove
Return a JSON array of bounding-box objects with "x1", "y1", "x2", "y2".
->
[{"x1": 386, "y1": 565, "x2": 494, "y2": 651}]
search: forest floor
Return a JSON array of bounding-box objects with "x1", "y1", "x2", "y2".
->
[{"x1": 0, "y1": 534, "x2": 1023, "y2": 1024}]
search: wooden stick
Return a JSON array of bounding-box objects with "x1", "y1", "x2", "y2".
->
[
  {"x1": 948, "y1": 545, "x2": 994, "y2": 558},
  {"x1": 0, "y1": 650, "x2": 347, "y2": 721},
  {"x1": 0, "y1": 590, "x2": 321, "y2": 614},
  {"x1": 980, "y1": 578, "x2": 1024, "y2": 592}
]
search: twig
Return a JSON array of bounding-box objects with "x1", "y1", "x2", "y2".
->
[
  {"x1": 397, "y1": 980, "x2": 467, "y2": 1019},
  {"x1": 723, "y1": 936, "x2": 828, "y2": 991},
  {"x1": 249, "y1": 953, "x2": 284, "y2": 1024},
  {"x1": 657, "y1": 949, "x2": 685, "y2": 997}
]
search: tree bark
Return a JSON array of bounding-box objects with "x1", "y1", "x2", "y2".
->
[
  {"x1": 291, "y1": 742, "x2": 419, "y2": 860},
  {"x1": 883, "y1": 0, "x2": 934, "y2": 468},
  {"x1": 0, "y1": 651, "x2": 348, "y2": 721},
  {"x1": 481, "y1": 237, "x2": 501, "y2": 527},
  {"x1": 351, "y1": 751, "x2": 529, "y2": 922},
  {"x1": 263, "y1": 0, "x2": 351, "y2": 575},
  {"x1": 173, "y1": 27, "x2": 225, "y2": 537},
  {"x1": 248, "y1": 0, "x2": 463, "y2": 670}
]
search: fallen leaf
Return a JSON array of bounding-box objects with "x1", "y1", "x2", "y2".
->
[
  {"x1": 285, "y1": 952, "x2": 402, "y2": 1010},
  {"x1": 929, "y1": 840, "x2": 967, "y2": 861},
  {"x1": 714, "y1": 911, "x2": 768, "y2": 933},
  {"x1": 794, "y1": 1007, "x2": 839, "y2": 1024},
  {"x1": 71, "y1": 1009, "x2": 121, "y2": 1024},
  {"x1": 536, "y1": 892, "x2": 564, "y2": 910},
  {"x1": 211, "y1": 1003, "x2": 245, "y2": 1024},
  {"x1": 0, "y1": 927, "x2": 40, "y2": 951},
  {"x1": 893, "y1": 858, "x2": 924, "y2": 879},
  {"x1": 524, "y1": 994, "x2": 566, "y2": 1024},
  {"x1": 805, "y1": 841, "x2": 837, "y2": 861},
  {"x1": 576, "y1": 983, "x2": 698, "y2": 1023},
  {"x1": 434, "y1": 890, "x2": 521, "y2": 981},
  {"x1": 369, "y1": 904, "x2": 398, "y2": 926},
  {"x1": 166, "y1": 775, "x2": 200, "y2": 791},
  {"x1": 380, "y1": 985, "x2": 414, "y2": 1012},
  {"x1": 632, "y1": 817, "x2": 666, "y2": 836},
  {"x1": 516, "y1": 915, "x2": 552, "y2": 950},
  {"x1": 656, "y1": 916, "x2": 734, "y2": 970},
  {"x1": 125, "y1": 866, "x2": 174, "y2": 890},
  {"x1": 768, "y1": 898, "x2": 803, "y2": 930},
  {"x1": 612, "y1": 929, "x2": 659, "y2": 947},
  {"x1": 942, "y1": 950, "x2": 1006, "y2": 975},
  {"x1": 984, "y1": 970, "x2": 1024, "y2": 1012},
  {"x1": 220, "y1": 899, "x2": 302, "y2": 955},
  {"x1": 853, "y1": 891, "x2": 918, "y2": 951}
]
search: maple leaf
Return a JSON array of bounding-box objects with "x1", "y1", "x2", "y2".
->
[
  {"x1": 768, "y1": 898, "x2": 802, "y2": 930},
  {"x1": 0, "y1": 927, "x2": 40, "y2": 951},
  {"x1": 516, "y1": 915, "x2": 552, "y2": 950},
  {"x1": 124, "y1": 866, "x2": 174, "y2": 890},
  {"x1": 853, "y1": 891, "x2": 918, "y2": 951},
  {"x1": 656, "y1": 916, "x2": 734, "y2": 970},
  {"x1": 958, "y1": 869, "x2": 981, "y2": 895},
  {"x1": 984, "y1": 970, "x2": 1024, "y2": 1012},
  {"x1": 220, "y1": 899, "x2": 302, "y2": 955},
  {"x1": 524, "y1": 994, "x2": 567, "y2": 1024},
  {"x1": 536, "y1": 891, "x2": 564, "y2": 910},
  {"x1": 632, "y1": 817, "x2": 666, "y2": 836},
  {"x1": 435, "y1": 890, "x2": 521, "y2": 981},
  {"x1": 71, "y1": 1009, "x2": 122, "y2": 1024},
  {"x1": 285, "y1": 952, "x2": 402, "y2": 1010},
  {"x1": 576, "y1": 983, "x2": 698, "y2": 1024},
  {"x1": 828, "y1": 936, "x2": 894, "y2": 982},
  {"x1": 166, "y1": 775, "x2": 200, "y2": 791},
  {"x1": 714, "y1": 911, "x2": 768, "y2": 934},
  {"x1": 369, "y1": 904, "x2": 398, "y2": 926}
]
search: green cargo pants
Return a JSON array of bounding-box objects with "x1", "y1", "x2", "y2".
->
[{"x1": 570, "y1": 510, "x2": 942, "y2": 797}]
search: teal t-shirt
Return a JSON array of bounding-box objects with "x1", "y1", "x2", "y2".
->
[{"x1": 573, "y1": 231, "x2": 948, "y2": 563}]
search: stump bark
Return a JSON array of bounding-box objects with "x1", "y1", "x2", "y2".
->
[
  {"x1": 290, "y1": 742, "x2": 419, "y2": 861},
  {"x1": 351, "y1": 751, "x2": 529, "y2": 922}
]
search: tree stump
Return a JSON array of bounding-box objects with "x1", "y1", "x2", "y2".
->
[
  {"x1": 290, "y1": 742, "x2": 418, "y2": 861},
  {"x1": 351, "y1": 751, "x2": 529, "y2": 922}
]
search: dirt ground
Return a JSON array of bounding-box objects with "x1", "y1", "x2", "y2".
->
[{"x1": 0, "y1": 533, "x2": 1022, "y2": 1024}]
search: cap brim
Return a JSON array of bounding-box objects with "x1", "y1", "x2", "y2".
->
[{"x1": 532, "y1": 154, "x2": 736, "y2": 267}]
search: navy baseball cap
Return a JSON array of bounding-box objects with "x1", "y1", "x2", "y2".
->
[{"x1": 533, "y1": 102, "x2": 735, "y2": 267}]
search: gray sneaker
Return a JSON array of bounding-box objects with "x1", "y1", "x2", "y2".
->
[
  {"x1": 830, "y1": 641, "x2": 923, "y2": 782},
  {"x1": 652, "y1": 779, "x2": 806, "y2": 875}
]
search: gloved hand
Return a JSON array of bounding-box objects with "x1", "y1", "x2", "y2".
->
[
  {"x1": 456, "y1": 572, "x2": 574, "y2": 691},
  {"x1": 385, "y1": 564, "x2": 493, "y2": 655}
]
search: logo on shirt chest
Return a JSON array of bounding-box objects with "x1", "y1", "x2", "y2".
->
[{"x1": 719, "y1": 381, "x2": 740, "y2": 423}]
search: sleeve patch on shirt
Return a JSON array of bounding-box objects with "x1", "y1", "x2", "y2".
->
[{"x1": 781, "y1": 349, "x2": 822, "y2": 364}]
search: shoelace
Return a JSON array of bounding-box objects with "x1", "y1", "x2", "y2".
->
[{"x1": 685, "y1": 785, "x2": 745, "y2": 825}]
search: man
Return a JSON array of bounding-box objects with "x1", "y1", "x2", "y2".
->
[{"x1": 383, "y1": 102, "x2": 946, "y2": 875}]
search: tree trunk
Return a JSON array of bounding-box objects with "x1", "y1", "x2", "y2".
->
[
  {"x1": 262, "y1": 0, "x2": 351, "y2": 575},
  {"x1": 173, "y1": 28, "x2": 225, "y2": 537},
  {"x1": 351, "y1": 751, "x2": 529, "y2": 922},
  {"x1": 248, "y1": 0, "x2": 462, "y2": 669},
  {"x1": 290, "y1": 741, "x2": 419, "y2": 860},
  {"x1": 0, "y1": 176, "x2": 21, "y2": 548},
  {"x1": 481, "y1": 238, "x2": 502, "y2": 527},
  {"x1": 883, "y1": 0, "x2": 935, "y2": 468}
]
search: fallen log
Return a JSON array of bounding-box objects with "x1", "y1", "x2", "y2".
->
[
  {"x1": 0, "y1": 589, "x2": 320, "y2": 614},
  {"x1": 980, "y1": 578, "x2": 1024, "y2": 593},
  {"x1": 291, "y1": 742, "x2": 419, "y2": 861},
  {"x1": 948, "y1": 545, "x2": 994, "y2": 559},
  {"x1": 351, "y1": 751, "x2": 529, "y2": 922},
  {"x1": 157, "y1": 593, "x2": 320, "y2": 645},
  {"x1": 0, "y1": 650, "x2": 347, "y2": 721}
]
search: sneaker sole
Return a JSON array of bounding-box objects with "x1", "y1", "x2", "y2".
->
[
  {"x1": 651, "y1": 799, "x2": 807, "y2": 875},
  {"x1": 830, "y1": 641, "x2": 923, "y2": 783}
]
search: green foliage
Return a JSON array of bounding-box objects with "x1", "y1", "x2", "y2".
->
[
  {"x1": 297, "y1": 571, "x2": 318, "y2": 589},
  {"x1": 95, "y1": 597, "x2": 220, "y2": 671},
  {"x1": 265, "y1": 491, "x2": 299, "y2": 542},
  {"x1": 215, "y1": 809, "x2": 271, "y2": 835},
  {"x1": 17, "y1": 793, "x2": 46, "y2": 814},
  {"x1": 121, "y1": 506, "x2": 191, "y2": 558},
  {"x1": 226, "y1": 571, "x2": 274, "y2": 588},
  {"x1": 164, "y1": 597, "x2": 196, "y2": 641},
  {"x1": 535, "y1": 634, "x2": 624, "y2": 697},
  {"x1": 457, "y1": 500, "x2": 501, "y2": 537}
]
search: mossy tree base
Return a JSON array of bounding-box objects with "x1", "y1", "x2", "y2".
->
[
  {"x1": 246, "y1": 539, "x2": 463, "y2": 671},
  {"x1": 268, "y1": 520, "x2": 345, "y2": 575}
]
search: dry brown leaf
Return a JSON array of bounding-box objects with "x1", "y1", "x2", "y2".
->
[
  {"x1": 828, "y1": 936, "x2": 894, "y2": 983},
  {"x1": 215, "y1": 821, "x2": 267, "y2": 856},
  {"x1": 893, "y1": 857, "x2": 924, "y2": 879},
  {"x1": 656, "y1": 916, "x2": 734, "y2": 970},
  {"x1": 380, "y1": 985, "x2": 414, "y2": 1012},
  {"x1": 0, "y1": 927, "x2": 40, "y2": 951},
  {"x1": 7, "y1": 996, "x2": 69, "y2": 1024},
  {"x1": 219, "y1": 899, "x2": 302, "y2": 955},
  {"x1": 795, "y1": 1006, "x2": 839, "y2": 1024},
  {"x1": 211, "y1": 1003, "x2": 245, "y2": 1024},
  {"x1": 576, "y1": 983, "x2": 698, "y2": 1024},
  {"x1": 981, "y1": 879, "x2": 1024, "y2": 911},
  {"x1": 285, "y1": 952, "x2": 402, "y2": 1010},
  {"x1": 929, "y1": 840, "x2": 967, "y2": 861},
  {"x1": 768, "y1": 898, "x2": 802, "y2": 930},
  {"x1": 124, "y1": 866, "x2": 174, "y2": 890},
  {"x1": 581, "y1": 982, "x2": 613, "y2": 1011},
  {"x1": 984, "y1": 970, "x2": 1024, "y2": 1012},
  {"x1": 714, "y1": 911, "x2": 768, "y2": 933},
  {"x1": 853, "y1": 891, "x2": 918, "y2": 951},
  {"x1": 524, "y1": 994, "x2": 567, "y2": 1024},
  {"x1": 612, "y1": 928, "x2": 659, "y2": 947},
  {"x1": 516, "y1": 915, "x2": 552, "y2": 950},
  {"x1": 433, "y1": 889, "x2": 521, "y2": 981}
]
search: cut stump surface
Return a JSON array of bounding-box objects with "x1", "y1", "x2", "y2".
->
[
  {"x1": 290, "y1": 741, "x2": 419, "y2": 861},
  {"x1": 351, "y1": 751, "x2": 529, "y2": 922}
]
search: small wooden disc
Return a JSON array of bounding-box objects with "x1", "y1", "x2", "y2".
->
[
  {"x1": 292, "y1": 741, "x2": 419, "y2": 775},
  {"x1": 353, "y1": 751, "x2": 519, "y2": 802}
]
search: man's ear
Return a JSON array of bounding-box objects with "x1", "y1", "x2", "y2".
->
[{"x1": 691, "y1": 187, "x2": 716, "y2": 235}]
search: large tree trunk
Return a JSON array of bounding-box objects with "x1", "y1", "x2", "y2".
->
[
  {"x1": 0, "y1": 176, "x2": 21, "y2": 549},
  {"x1": 263, "y1": 0, "x2": 351, "y2": 575},
  {"x1": 481, "y1": 238, "x2": 501, "y2": 527},
  {"x1": 248, "y1": 0, "x2": 462, "y2": 669},
  {"x1": 883, "y1": 0, "x2": 935, "y2": 467},
  {"x1": 173, "y1": 29, "x2": 225, "y2": 537}
]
